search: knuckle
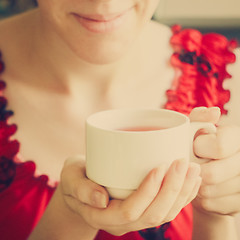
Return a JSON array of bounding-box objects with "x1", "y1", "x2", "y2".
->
[
  {"x1": 199, "y1": 198, "x2": 212, "y2": 212},
  {"x1": 74, "y1": 183, "x2": 84, "y2": 201},
  {"x1": 145, "y1": 215, "x2": 162, "y2": 227},
  {"x1": 202, "y1": 167, "x2": 218, "y2": 185},
  {"x1": 199, "y1": 186, "x2": 211, "y2": 198},
  {"x1": 85, "y1": 208, "x2": 106, "y2": 229},
  {"x1": 218, "y1": 208, "x2": 229, "y2": 215},
  {"x1": 87, "y1": 215, "x2": 101, "y2": 230},
  {"x1": 113, "y1": 230, "x2": 129, "y2": 236},
  {"x1": 165, "y1": 213, "x2": 177, "y2": 223},
  {"x1": 109, "y1": 230, "x2": 128, "y2": 237},
  {"x1": 169, "y1": 185, "x2": 181, "y2": 195},
  {"x1": 179, "y1": 185, "x2": 192, "y2": 197},
  {"x1": 168, "y1": 181, "x2": 182, "y2": 194},
  {"x1": 214, "y1": 141, "x2": 225, "y2": 159},
  {"x1": 121, "y1": 209, "x2": 138, "y2": 223},
  {"x1": 63, "y1": 157, "x2": 77, "y2": 168}
]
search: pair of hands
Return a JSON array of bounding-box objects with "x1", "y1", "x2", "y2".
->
[{"x1": 60, "y1": 107, "x2": 240, "y2": 236}]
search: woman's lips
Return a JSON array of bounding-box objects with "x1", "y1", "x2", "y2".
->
[{"x1": 73, "y1": 9, "x2": 131, "y2": 33}]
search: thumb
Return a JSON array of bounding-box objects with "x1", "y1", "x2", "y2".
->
[
  {"x1": 189, "y1": 107, "x2": 221, "y2": 124},
  {"x1": 60, "y1": 156, "x2": 109, "y2": 209}
]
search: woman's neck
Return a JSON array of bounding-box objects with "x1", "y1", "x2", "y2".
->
[
  {"x1": 27, "y1": 9, "x2": 145, "y2": 97},
  {"x1": 5, "y1": 9, "x2": 174, "y2": 111}
]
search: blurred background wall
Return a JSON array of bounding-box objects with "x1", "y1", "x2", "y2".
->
[
  {"x1": 0, "y1": 0, "x2": 37, "y2": 17},
  {"x1": 154, "y1": 0, "x2": 240, "y2": 41},
  {"x1": 0, "y1": 0, "x2": 239, "y2": 42}
]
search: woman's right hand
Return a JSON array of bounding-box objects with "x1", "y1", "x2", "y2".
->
[{"x1": 60, "y1": 156, "x2": 201, "y2": 236}]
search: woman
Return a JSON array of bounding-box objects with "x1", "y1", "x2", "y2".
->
[{"x1": 0, "y1": 0, "x2": 239, "y2": 239}]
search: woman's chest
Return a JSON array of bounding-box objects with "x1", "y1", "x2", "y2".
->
[{"x1": 3, "y1": 66, "x2": 174, "y2": 180}]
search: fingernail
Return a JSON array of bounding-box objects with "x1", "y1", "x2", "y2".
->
[
  {"x1": 187, "y1": 163, "x2": 201, "y2": 179},
  {"x1": 176, "y1": 159, "x2": 188, "y2": 174},
  {"x1": 154, "y1": 165, "x2": 166, "y2": 183},
  {"x1": 92, "y1": 191, "x2": 107, "y2": 208},
  {"x1": 199, "y1": 185, "x2": 210, "y2": 197}
]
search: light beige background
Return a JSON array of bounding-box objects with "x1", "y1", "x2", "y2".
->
[{"x1": 154, "y1": 0, "x2": 240, "y2": 27}]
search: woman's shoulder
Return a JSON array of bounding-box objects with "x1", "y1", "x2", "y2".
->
[
  {"x1": 0, "y1": 10, "x2": 38, "y2": 80},
  {"x1": 145, "y1": 20, "x2": 173, "y2": 61},
  {"x1": 0, "y1": 10, "x2": 37, "y2": 53},
  {"x1": 149, "y1": 20, "x2": 172, "y2": 45},
  {"x1": 0, "y1": 12, "x2": 27, "y2": 41}
]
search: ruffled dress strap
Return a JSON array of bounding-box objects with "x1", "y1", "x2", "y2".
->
[
  {"x1": 0, "y1": 53, "x2": 18, "y2": 192},
  {"x1": 165, "y1": 25, "x2": 238, "y2": 115},
  {"x1": 0, "y1": 53, "x2": 57, "y2": 239}
]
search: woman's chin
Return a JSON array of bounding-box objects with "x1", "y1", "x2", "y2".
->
[
  {"x1": 80, "y1": 52, "x2": 126, "y2": 65},
  {"x1": 74, "y1": 44, "x2": 132, "y2": 65}
]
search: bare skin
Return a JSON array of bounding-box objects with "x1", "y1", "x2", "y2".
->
[
  {"x1": 0, "y1": 2, "x2": 239, "y2": 239},
  {"x1": 1, "y1": 10, "x2": 173, "y2": 180}
]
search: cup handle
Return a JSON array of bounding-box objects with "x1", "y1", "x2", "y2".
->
[{"x1": 190, "y1": 122, "x2": 217, "y2": 164}]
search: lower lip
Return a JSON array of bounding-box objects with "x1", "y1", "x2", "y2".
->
[{"x1": 73, "y1": 10, "x2": 130, "y2": 34}]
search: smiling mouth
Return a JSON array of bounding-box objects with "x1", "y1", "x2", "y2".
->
[{"x1": 72, "y1": 8, "x2": 132, "y2": 33}]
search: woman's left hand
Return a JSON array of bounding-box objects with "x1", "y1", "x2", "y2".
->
[{"x1": 189, "y1": 107, "x2": 240, "y2": 216}]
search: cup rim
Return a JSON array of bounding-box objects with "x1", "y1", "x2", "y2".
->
[{"x1": 86, "y1": 108, "x2": 189, "y2": 133}]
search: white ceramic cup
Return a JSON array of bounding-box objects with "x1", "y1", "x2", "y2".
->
[{"x1": 86, "y1": 108, "x2": 216, "y2": 200}]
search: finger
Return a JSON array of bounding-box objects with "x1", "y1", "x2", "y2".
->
[
  {"x1": 61, "y1": 157, "x2": 109, "y2": 208},
  {"x1": 189, "y1": 107, "x2": 221, "y2": 124},
  {"x1": 185, "y1": 176, "x2": 202, "y2": 205},
  {"x1": 164, "y1": 163, "x2": 201, "y2": 221},
  {"x1": 194, "y1": 125, "x2": 240, "y2": 159},
  {"x1": 140, "y1": 159, "x2": 189, "y2": 227},
  {"x1": 119, "y1": 164, "x2": 166, "y2": 223},
  {"x1": 194, "y1": 193, "x2": 240, "y2": 215},
  {"x1": 95, "y1": 164, "x2": 166, "y2": 225},
  {"x1": 72, "y1": 198, "x2": 137, "y2": 236},
  {"x1": 199, "y1": 175, "x2": 240, "y2": 198},
  {"x1": 200, "y1": 152, "x2": 240, "y2": 185},
  {"x1": 62, "y1": 195, "x2": 106, "y2": 230}
]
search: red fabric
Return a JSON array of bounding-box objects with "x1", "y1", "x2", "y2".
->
[
  {"x1": 165, "y1": 204, "x2": 192, "y2": 239},
  {"x1": 95, "y1": 229, "x2": 144, "y2": 240},
  {"x1": 0, "y1": 162, "x2": 55, "y2": 240},
  {"x1": 0, "y1": 26, "x2": 237, "y2": 240},
  {"x1": 165, "y1": 25, "x2": 237, "y2": 115}
]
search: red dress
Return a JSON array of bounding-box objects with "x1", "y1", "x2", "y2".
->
[{"x1": 0, "y1": 26, "x2": 237, "y2": 240}]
